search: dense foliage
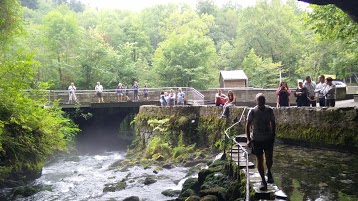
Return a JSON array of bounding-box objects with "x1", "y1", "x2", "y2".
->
[
  {"x1": 0, "y1": 0, "x2": 79, "y2": 183},
  {"x1": 14, "y1": 0, "x2": 357, "y2": 90}
]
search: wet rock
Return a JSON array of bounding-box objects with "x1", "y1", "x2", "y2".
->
[
  {"x1": 341, "y1": 179, "x2": 354, "y2": 184},
  {"x1": 162, "y1": 164, "x2": 173, "y2": 169},
  {"x1": 185, "y1": 195, "x2": 200, "y2": 201},
  {"x1": 144, "y1": 177, "x2": 157, "y2": 185},
  {"x1": 12, "y1": 186, "x2": 37, "y2": 197},
  {"x1": 64, "y1": 156, "x2": 80, "y2": 162},
  {"x1": 153, "y1": 170, "x2": 159, "y2": 174},
  {"x1": 181, "y1": 178, "x2": 200, "y2": 194},
  {"x1": 123, "y1": 196, "x2": 140, "y2": 201},
  {"x1": 200, "y1": 187, "x2": 226, "y2": 201},
  {"x1": 200, "y1": 195, "x2": 219, "y2": 201},
  {"x1": 103, "y1": 181, "x2": 126, "y2": 192},
  {"x1": 120, "y1": 167, "x2": 129, "y2": 172},
  {"x1": 181, "y1": 189, "x2": 196, "y2": 198},
  {"x1": 319, "y1": 182, "x2": 328, "y2": 188},
  {"x1": 161, "y1": 189, "x2": 181, "y2": 197}
]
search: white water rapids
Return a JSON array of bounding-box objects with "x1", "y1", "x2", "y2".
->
[{"x1": 17, "y1": 151, "x2": 190, "y2": 201}]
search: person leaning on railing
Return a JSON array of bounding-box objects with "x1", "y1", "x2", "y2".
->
[
  {"x1": 67, "y1": 82, "x2": 78, "y2": 104},
  {"x1": 95, "y1": 82, "x2": 104, "y2": 103},
  {"x1": 177, "y1": 88, "x2": 185, "y2": 106}
]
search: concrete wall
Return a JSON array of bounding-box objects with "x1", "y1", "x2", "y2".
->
[
  {"x1": 202, "y1": 87, "x2": 347, "y2": 105},
  {"x1": 138, "y1": 105, "x2": 358, "y2": 151}
]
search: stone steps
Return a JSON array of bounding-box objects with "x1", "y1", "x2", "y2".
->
[{"x1": 231, "y1": 135, "x2": 288, "y2": 200}]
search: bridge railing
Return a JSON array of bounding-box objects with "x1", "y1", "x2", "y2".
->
[{"x1": 45, "y1": 87, "x2": 205, "y2": 105}]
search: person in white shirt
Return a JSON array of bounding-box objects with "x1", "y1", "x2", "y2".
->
[
  {"x1": 323, "y1": 77, "x2": 336, "y2": 107},
  {"x1": 315, "y1": 75, "x2": 327, "y2": 107},
  {"x1": 303, "y1": 76, "x2": 317, "y2": 107},
  {"x1": 68, "y1": 82, "x2": 78, "y2": 104},
  {"x1": 177, "y1": 88, "x2": 185, "y2": 106},
  {"x1": 95, "y1": 82, "x2": 104, "y2": 103},
  {"x1": 168, "y1": 89, "x2": 176, "y2": 106}
]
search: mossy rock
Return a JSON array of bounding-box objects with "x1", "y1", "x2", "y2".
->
[
  {"x1": 161, "y1": 189, "x2": 181, "y2": 197},
  {"x1": 181, "y1": 178, "x2": 200, "y2": 194},
  {"x1": 185, "y1": 195, "x2": 201, "y2": 201},
  {"x1": 11, "y1": 186, "x2": 38, "y2": 197},
  {"x1": 198, "y1": 166, "x2": 223, "y2": 185},
  {"x1": 103, "y1": 181, "x2": 126, "y2": 192},
  {"x1": 200, "y1": 187, "x2": 227, "y2": 201},
  {"x1": 200, "y1": 195, "x2": 219, "y2": 201},
  {"x1": 144, "y1": 177, "x2": 157, "y2": 185},
  {"x1": 226, "y1": 181, "x2": 243, "y2": 201},
  {"x1": 201, "y1": 172, "x2": 227, "y2": 190},
  {"x1": 180, "y1": 189, "x2": 196, "y2": 198}
]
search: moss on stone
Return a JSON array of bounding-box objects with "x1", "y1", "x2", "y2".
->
[{"x1": 200, "y1": 195, "x2": 219, "y2": 201}]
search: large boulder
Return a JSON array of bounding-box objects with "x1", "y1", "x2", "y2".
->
[
  {"x1": 161, "y1": 189, "x2": 181, "y2": 197},
  {"x1": 143, "y1": 176, "x2": 157, "y2": 185}
]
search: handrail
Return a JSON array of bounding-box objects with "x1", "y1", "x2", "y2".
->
[
  {"x1": 190, "y1": 87, "x2": 205, "y2": 99},
  {"x1": 26, "y1": 87, "x2": 205, "y2": 105},
  {"x1": 223, "y1": 107, "x2": 249, "y2": 201}
]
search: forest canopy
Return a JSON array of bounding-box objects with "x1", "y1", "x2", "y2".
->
[{"x1": 8, "y1": 0, "x2": 358, "y2": 89}]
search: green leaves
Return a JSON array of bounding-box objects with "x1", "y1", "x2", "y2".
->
[{"x1": 242, "y1": 48, "x2": 282, "y2": 88}]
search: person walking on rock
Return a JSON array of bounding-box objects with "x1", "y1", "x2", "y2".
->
[{"x1": 246, "y1": 93, "x2": 276, "y2": 191}]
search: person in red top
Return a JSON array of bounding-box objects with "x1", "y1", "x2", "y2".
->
[{"x1": 215, "y1": 89, "x2": 227, "y2": 106}]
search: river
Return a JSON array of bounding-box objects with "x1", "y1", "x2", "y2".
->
[{"x1": 1, "y1": 143, "x2": 358, "y2": 200}]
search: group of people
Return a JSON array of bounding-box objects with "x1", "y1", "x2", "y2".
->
[
  {"x1": 276, "y1": 75, "x2": 336, "y2": 107},
  {"x1": 159, "y1": 88, "x2": 185, "y2": 106},
  {"x1": 114, "y1": 81, "x2": 149, "y2": 103},
  {"x1": 67, "y1": 81, "x2": 149, "y2": 104}
]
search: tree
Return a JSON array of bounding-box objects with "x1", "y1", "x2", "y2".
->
[
  {"x1": 42, "y1": 5, "x2": 81, "y2": 88},
  {"x1": 153, "y1": 30, "x2": 217, "y2": 89},
  {"x1": 0, "y1": 0, "x2": 23, "y2": 48},
  {"x1": 235, "y1": 0, "x2": 306, "y2": 79},
  {"x1": 242, "y1": 49, "x2": 282, "y2": 88},
  {"x1": 305, "y1": 5, "x2": 358, "y2": 79}
]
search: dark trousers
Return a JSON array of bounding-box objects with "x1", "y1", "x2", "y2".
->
[
  {"x1": 326, "y1": 99, "x2": 335, "y2": 107},
  {"x1": 319, "y1": 98, "x2": 325, "y2": 107},
  {"x1": 308, "y1": 97, "x2": 316, "y2": 107}
]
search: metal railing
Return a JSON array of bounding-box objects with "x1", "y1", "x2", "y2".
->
[
  {"x1": 42, "y1": 87, "x2": 205, "y2": 105},
  {"x1": 223, "y1": 107, "x2": 249, "y2": 201}
]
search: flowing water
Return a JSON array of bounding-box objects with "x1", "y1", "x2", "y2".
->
[
  {"x1": 13, "y1": 151, "x2": 190, "y2": 201},
  {"x1": 1, "y1": 142, "x2": 357, "y2": 200}
]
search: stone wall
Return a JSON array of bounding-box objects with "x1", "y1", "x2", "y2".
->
[
  {"x1": 137, "y1": 106, "x2": 358, "y2": 152},
  {"x1": 201, "y1": 87, "x2": 348, "y2": 105}
]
